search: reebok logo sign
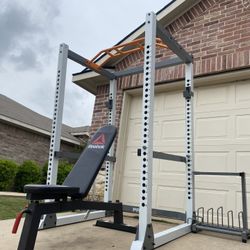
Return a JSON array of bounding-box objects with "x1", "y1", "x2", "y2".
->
[{"x1": 88, "y1": 133, "x2": 105, "y2": 149}]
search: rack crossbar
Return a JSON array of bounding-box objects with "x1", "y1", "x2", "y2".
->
[
  {"x1": 153, "y1": 151, "x2": 186, "y2": 163},
  {"x1": 114, "y1": 57, "x2": 183, "y2": 78},
  {"x1": 137, "y1": 149, "x2": 186, "y2": 163},
  {"x1": 123, "y1": 205, "x2": 186, "y2": 221},
  {"x1": 39, "y1": 211, "x2": 105, "y2": 229},
  {"x1": 68, "y1": 50, "x2": 116, "y2": 80},
  {"x1": 156, "y1": 22, "x2": 193, "y2": 63},
  {"x1": 154, "y1": 223, "x2": 191, "y2": 248},
  {"x1": 193, "y1": 171, "x2": 243, "y2": 177}
]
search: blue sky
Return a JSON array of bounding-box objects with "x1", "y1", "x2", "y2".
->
[{"x1": 0, "y1": 0, "x2": 171, "y2": 127}]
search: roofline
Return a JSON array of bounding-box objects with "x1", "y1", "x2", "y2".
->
[
  {"x1": 70, "y1": 132, "x2": 89, "y2": 136},
  {"x1": 0, "y1": 115, "x2": 80, "y2": 145},
  {"x1": 72, "y1": 0, "x2": 200, "y2": 94}
]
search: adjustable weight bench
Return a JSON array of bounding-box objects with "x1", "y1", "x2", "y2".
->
[{"x1": 13, "y1": 125, "x2": 136, "y2": 250}]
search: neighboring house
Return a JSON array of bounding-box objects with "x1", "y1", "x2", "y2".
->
[
  {"x1": 69, "y1": 126, "x2": 89, "y2": 145},
  {"x1": 73, "y1": 0, "x2": 250, "y2": 220},
  {"x1": 0, "y1": 94, "x2": 89, "y2": 165}
]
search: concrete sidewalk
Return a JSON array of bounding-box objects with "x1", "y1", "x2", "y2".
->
[
  {"x1": 0, "y1": 191, "x2": 25, "y2": 197},
  {"x1": 1, "y1": 217, "x2": 249, "y2": 250}
]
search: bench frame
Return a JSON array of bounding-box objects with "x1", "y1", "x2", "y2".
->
[{"x1": 18, "y1": 199, "x2": 135, "y2": 250}]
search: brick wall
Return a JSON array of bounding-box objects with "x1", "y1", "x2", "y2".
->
[
  {"x1": 0, "y1": 122, "x2": 76, "y2": 166},
  {"x1": 90, "y1": 0, "x2": 250, "y2": 135}
]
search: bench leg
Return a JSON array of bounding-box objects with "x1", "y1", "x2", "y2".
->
[
  {"x1": 114, "y1": 208, "x2": 124, "y2": 224},
  {"x1": 96, "y1": 204, "x2": 137, "y2": 233},
  {"x1": 18, "y1": 203, "x2": 41, "y2": 250}
]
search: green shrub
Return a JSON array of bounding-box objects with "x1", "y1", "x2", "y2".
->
[
  {"x1": 57, "y1": 161, "x2": 73, "y2": 184},
  {"x1": 14, "y1": 160, "x2": 41, "y2": 192},
  {"x1": 0, "y1": 159, "x2": 18, "y2": 191},
  {"x1": 41, "y1": 161, "x2": 48, "y2": 184},
  {"x1": 42, "y1": 161, "x2": 73, "y2": 185}
]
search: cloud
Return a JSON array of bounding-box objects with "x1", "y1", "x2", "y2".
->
[
  {"x1": 0, "y1": 3, "x2": 37, "y2": 57},
  {"x1": 1, "y1": 0, "x2": 170, "y2": 127},
  {"x1": 0, "y1": 0, "x2": 60, "y2": 71},
  {"x1": 9, "y1": 47, "x2": 41, "y2": 70},
  {"x1": 63, "y1": 85, "x2": 95, "y2": 127}
]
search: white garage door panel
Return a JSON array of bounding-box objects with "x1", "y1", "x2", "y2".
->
[
  {"x1": 196, "y1": 84, "x2": 231, "y2": 108},
  {"x1": 236, "y1": 115, "x2": 250, "y2": 138},
  {"x1": 236, "y1": 152, "x2": 250, "y2": 174},
  {"x1": 156, "y1": 186, "x2": 185, "y2": 212},
  {"x1": 196, "y1": 116, "x2": 230, "y2": 139},
  {"x1": 236, "y1": 82, "x2": 250, "y2": 103},
  {"x1": 120, "y1": 180, "x2": 140, "y2": 205},
  {"x1": 122, "y1": 148, "x2": 140, "y2": 176},
  {"x1": 195, "y1": 151, "x2": 229, "y2": 172},
  {"x1": 118, "y1": 80, "x2": 250, "y2": 223},
  {"x1": 158, "y1": 153, "x2": 185, "y2": 174},
  {"x1": 195, "y1": 188, "x2": 229, "y2": 210},
  {"x1": 162, "y1": 120, "x2": 185, "y2": 139}
]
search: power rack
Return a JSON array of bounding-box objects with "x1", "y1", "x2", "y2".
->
[{"x1": 41, "y1": 11, "x2": 249, "y2": 249}]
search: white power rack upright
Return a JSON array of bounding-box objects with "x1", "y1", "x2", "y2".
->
[{"x1": 131, "y1": 12, "x2": 194, "y2": 249}]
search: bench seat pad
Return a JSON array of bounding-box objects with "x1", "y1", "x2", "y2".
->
[{"x1": 24, "y1": 184, "x2": 80, "y2": 200}]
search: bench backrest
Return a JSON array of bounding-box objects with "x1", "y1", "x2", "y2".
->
[{"x1": 63, "y1": 125, "x2": 117, "y2": 198}]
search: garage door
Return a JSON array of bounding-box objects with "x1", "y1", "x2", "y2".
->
[{"x1": 117, "y1": 79, "x2": 250, "y2": 223}]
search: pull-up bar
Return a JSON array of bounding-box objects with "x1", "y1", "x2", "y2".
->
[{"x1": 88, "y1": 37, "x2": 168, "y2": 70}]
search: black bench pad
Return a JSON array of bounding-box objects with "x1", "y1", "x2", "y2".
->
[
  {"x1": 24, "y1": 184, "x2": 80, "y2": 200},
  {"x1": 23, "y1": 125, "x2": 116, "y2": 201}
]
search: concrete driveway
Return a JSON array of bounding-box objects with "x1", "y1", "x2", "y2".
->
[{"x1": 1, "y1": 217, "x2": 249, "y2": 250}]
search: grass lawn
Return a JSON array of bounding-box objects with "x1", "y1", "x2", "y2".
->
[{"x1": 0, "y1": 196, "x2": 27, "y2": 220}]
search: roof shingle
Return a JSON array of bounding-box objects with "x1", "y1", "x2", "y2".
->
[{"x1": 0, "y1": 94, "x2": 89, "y2": 144}]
